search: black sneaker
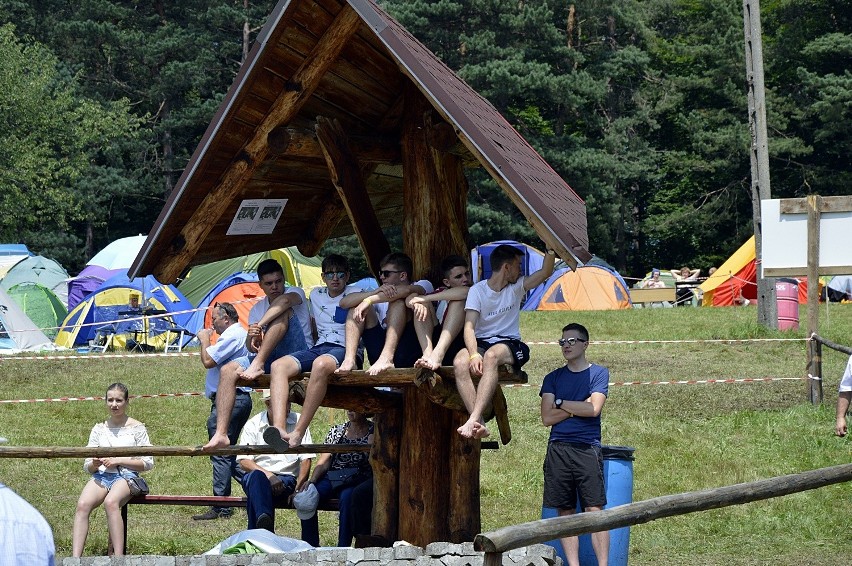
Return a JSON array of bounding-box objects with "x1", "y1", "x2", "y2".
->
[{"x1": 256, "y1": 512, "x2": 274, "y2": 532}]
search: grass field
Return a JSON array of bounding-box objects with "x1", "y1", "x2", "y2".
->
[{"x1": 1, "y1": 304, "x2": 851, "y2": 564}]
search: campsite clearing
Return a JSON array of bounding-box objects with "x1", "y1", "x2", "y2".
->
[{"x1": 1, "y1": 306, "x2": 850, "y2": 564}]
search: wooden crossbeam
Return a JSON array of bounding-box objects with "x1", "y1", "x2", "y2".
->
[{"x1": 0, "y1": 443, "x2": 370, "y2": 459}]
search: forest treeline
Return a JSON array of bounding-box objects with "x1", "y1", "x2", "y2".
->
[{"x1": 1, "y1": 1, "x2": 849, "y2": 278}]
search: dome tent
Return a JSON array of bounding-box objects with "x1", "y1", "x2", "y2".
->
[
  {"x1": 5, "y1": 282, "x2": 68, "y2": 339},
  {"x1": 0, "y1": 287, "x2": 58, "y2": 353},
  {"x1": 524, "y1": 266, "x2": 632, "y2": 311}
]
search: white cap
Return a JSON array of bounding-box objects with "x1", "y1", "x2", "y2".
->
[{"x1": 293, "y1": 483, "x2": 319, "y2": 520}]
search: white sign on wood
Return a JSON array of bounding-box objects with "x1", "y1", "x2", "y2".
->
[
  {"x1": 761, "y1": 198, "x2": 852, "y2": 276},
  {"x1": 226, "y1": 199, "x2": 287, "y2": 235}
]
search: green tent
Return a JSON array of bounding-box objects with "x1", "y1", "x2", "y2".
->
[
  {"x1": 6, "y1": 282, "x2": 68, "y2": 339},
  {"x1": 177, "y1": 247, "x2": 323, "y2": 306},
  {"x1": 0, "y1": 254, "x2": 70, "y2": 307}
]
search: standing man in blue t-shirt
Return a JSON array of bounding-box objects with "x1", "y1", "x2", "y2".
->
[{"x1": 540, "y1": 322, "x2": 609, "y2": 566}]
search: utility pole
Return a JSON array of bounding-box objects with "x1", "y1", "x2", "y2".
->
[{"x1": 742, "y1": 0, "x2": 776, "y2": 328}]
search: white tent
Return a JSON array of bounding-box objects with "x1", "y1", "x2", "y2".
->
[{"x1": 0, "y1": 287, "x2": 59, "y2": 353}]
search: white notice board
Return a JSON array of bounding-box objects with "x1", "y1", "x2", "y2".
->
[
  {"x1": 226, "y1": 199, "x2": 287, "y2": 236},
  {"x1": 761, "y1": 199, "x2": 852, "y2": 276}
]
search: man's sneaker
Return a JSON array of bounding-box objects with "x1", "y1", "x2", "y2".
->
[
  {"x1": 192, "y1": 507, "x2": 232, "y2": 521},
  {"x1": 257, "y1": 512, "x2": 274, "y2": 532}
]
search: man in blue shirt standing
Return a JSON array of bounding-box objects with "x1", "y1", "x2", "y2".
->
[{"x1": 540, "y1": 323, "x2": 609, "y2": 566}]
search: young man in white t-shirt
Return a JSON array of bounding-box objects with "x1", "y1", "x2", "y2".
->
[
  {"x1": 454, "y1": 244, "x2": 556, "y2": 439},
  {"x1": 203, "y1": 259, "x2": 311, "y2": 450},
  {"x1": 259, "y1": 255, "x2": 368, "y2": 449},
  {"x1": 835, "y1": 355, "x2": 852, "y2": 437},
  {"x1": 406, "y1": 254, "x2": 472, "y2": 370},
  {"x1": 336, "y1": 252, "x2": 433, "y2": 376}
]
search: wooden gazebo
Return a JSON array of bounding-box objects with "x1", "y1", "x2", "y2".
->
[{"x1": 130, "y1": 0, "x2": 590, "y2": 547}]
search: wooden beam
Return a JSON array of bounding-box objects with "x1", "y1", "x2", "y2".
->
[
  {"x1": 763, "y1": 266, "x2": 852, "y2": 277},
  {"x1": 276, "y1": 127, "x2": 400, "y2": 163},
  {"x1": 448, "y1": 411, "x2": 481, "y2": 543},
  {"x1": 288, "y1": 380, "x2": 401, "y2": 414},
  {"x1": 475, "y1": 462, "x2": 852, "y2": 553},
  {"x1": 0, "y1": 444, "x2": 369, "y2": 459},
  {"x1": 780, "y1": 195, "x2": 852, "y2": 214},
  {"x1": 295, "y1": 196, "x2": 349, "y2": 257},
  {"x1": 152, "y1": 5, "x2": 363, "y2": 282},
  {"x1": 371, "y1": 407, "x2": 402, "y2": 542},
  {"x1": 315, "y1": 115, "x2": 391, "y2": 276},
  {"x1": 806, "y1": 195, "x2": 822, "y2": 404}
]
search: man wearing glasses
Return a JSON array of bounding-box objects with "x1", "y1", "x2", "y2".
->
[
  {"x1": 455, "y1": 244, "x2": 555, "y2": 439},
  {"x1": 540, "y1": 323, "x2": 609, "y2": 566},
  {"x1": 335, "y1": 252, "x2": 433, "y2": 376},
  {"x1": 194, "y1": 302, "x2": 251, "y2": 520},
  {"x1": 204, "y1": 259, "x2": 312, "y2": 451},
  {"x1": 261, "y1": 255, "x2": 369, "y2": 449}
]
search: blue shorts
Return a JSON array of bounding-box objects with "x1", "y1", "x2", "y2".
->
[
  {"x1": 287, "y1": 343, "x2": 358, "y2": 372},
  {"x1": 363, "y1": 320, "x2": 421, "y2": 367},
  {"x1": 92, "y1": 470, "x2": 136, "y2": 490},
  {"x1": 233, "y1": 319, "x2": 308, "y2": 373}
]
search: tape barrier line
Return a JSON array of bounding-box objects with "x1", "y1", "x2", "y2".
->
[
  {"x1": 529, "y1": 338, "x2": 807, "y2": 345},
  {"x1": 0, "y1": 351, "x2": 199, "y2": 362},
  {"x1": 0, "y1": 377, "x2": 806, "y2": 404}
]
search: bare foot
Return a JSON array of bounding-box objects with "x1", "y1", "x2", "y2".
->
[
  {"x1": 414, "y1": 354, "x2": 441, "y2": 371},
  {"x1": 335, "y1": 359, "x2": 358, "y2": 375},
  {"x1": 471, "y1": 421, "x2": 491, "y2": 439},
  {"x1": 203, "y1": 432, "x2": 231, "y2": 451},
  {"x1": 238, "y1": 360, "x2": 265, "y2": 380},
  {"x1": 457, "y1": 420, "x2": 477, "y2": 439},
  {"x1": 282, "y1": 429, "x2": 304, "y2": 448},
  {"x1": 367, "y1": 358, "x2": 395, "y2": 376}
]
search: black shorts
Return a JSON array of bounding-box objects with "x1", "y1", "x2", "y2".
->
[
  {"x1": 476, "y1": 338, "x2": 530, "y2": 369},
  {"x1": 542, "y1": 442, "x2": 606, "y2": 510},
  {"x1": 363, "y1": 320, "x2": 421, "y2": 367}
]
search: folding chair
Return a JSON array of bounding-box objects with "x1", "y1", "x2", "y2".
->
[
  {"x1": 163, "y1": 326, "x2": 192, "y2": 353},
  {"x1": 90, "y1": 325, "x2": 116, "y2": 353}
]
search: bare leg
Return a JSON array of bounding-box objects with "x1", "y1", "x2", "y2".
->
[
  {"x1": 268, "y1": 355, "x2": 301, "y2": 432},
  {"x1": 453, "y1": 348, "x2": 477, "y2": 414},
  {"x1": 368, "y1": 301, "x2": 406, "y2": 375},
  {"x1": 239, "y1": 311, "x2": 291, "y2": 380},
  {"x1": 590, "y1": 519, "x2": 609, "y2": 566},
  {"x1": 283, "y1": 355, "x2": 337, "y2": 447},
  {"x1": 336, "y1": 311, "x2": 366, "y2": 374},
  {"x1": 72, "y1": 480, "x2": 108, "y2": 557},
  {"x1": 104, "y1": 481, "x2": 133, "y2": 555},
  {"x1": 557, "y1": 508, "x2": 580, "y2": 566},
  {"x1": 457, "y1": 344, "x2": 512, "y2": 439},
  {"x1": 412, "y1": 302, "x2": 437, "y2": 368},
  {"x1": 417, "y1": 301, "x2": 463, "y2": 370},
  {"x1": 203, "y1": 361, "x2": 242, "y2": 450}
]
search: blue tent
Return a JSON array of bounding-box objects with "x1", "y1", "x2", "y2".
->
[
  {"x1": 56, "y1": 273, "x2": 193, "y2": 349},
  {"x1": 470, "y1": 240, "x2": 546, "y2": 304}
]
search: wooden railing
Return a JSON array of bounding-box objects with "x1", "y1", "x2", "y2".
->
[{"x1": 474, "y1": 463, "x2": 852, "y2": 565}]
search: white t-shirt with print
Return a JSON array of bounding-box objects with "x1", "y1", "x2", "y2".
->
[
  {"x1": 248, "y1": 286, "x2": 314, "y2": 348},
  {"x1": 840, "y1": 355, "x2": 852, "y2": 392},
  {"x1": 464, "y1": 277, "x2": 526, "y2": 343},
  {"x1": 311, "y1": 283, "x2": 365, "y2": 346}
]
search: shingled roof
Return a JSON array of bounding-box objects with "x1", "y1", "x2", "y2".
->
[{"x1": 130, "y1": 0, "x2": 590, "y2": 283}]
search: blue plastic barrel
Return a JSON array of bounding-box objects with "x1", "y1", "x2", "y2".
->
[{"x1": 541, "y1": 445, "x2": 635, "y2": 566}]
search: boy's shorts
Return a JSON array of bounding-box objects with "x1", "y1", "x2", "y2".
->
[
  {"x1": 363, "y1": 320, "x2": 421, "y2": 367},
  {"x1": 542, "y1": 442, "x2": 606, "y2": 510},
  {"x1": 476, "y1": 338, "x2": 530, "y2": 369},
  {"x1": 287, "y1": 343, "x2": 361, "y2": 372}
]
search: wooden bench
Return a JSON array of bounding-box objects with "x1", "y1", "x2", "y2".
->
[
  {"x1": 120, "y1": 494, "x2": 340, "y2": 550},
  {"x1": 630, "y1": 287, "x2": 676, "y2": 306}
]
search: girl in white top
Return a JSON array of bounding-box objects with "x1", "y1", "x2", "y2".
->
[{"x1": 72, "y1": 383, "x2": 153, "y2": 557}]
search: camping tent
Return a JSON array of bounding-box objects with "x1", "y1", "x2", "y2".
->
[
  {"x1": 0, "y1": 244, "x2": 32, "y2": 256},
  {"x1": 699, "y1": 236, "x2": 810, "y2": 306},
  {"x1": 67, "y1": 235, "x2": 148, "y2": 310},
  {"x1": 0, "y1": 287, "x2": 58, "y2": 353},
  {"x1": 524, "y1": 266, "x2": 632, "y2": 311},
  {"x1": 1, "y1": 255, "x2": 70, "y2": 307},
  {"x1": 5, "y1": 283, "x2": 68, "y2": 339},
  {"x1": 183, "y1": 272, "x2": 262, "y2": 338},
  {"x1": 55, "y1": 274, "x2": 193, "y2": 350},
  {"x1": 178, "y1": 248, "x2": 324, "y2": 307}
]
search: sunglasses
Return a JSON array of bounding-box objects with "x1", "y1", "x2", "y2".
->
[
  {"x1": 323, "y1": 271, "x2": 347, "y2": 280},
  {"x1": 379, "y1": 269, "x2": 402, "y2": 278},
  {"x1": 558, "y1": 337, "x2": 587, "y2": 347}
]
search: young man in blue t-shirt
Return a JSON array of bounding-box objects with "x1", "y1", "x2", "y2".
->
[{"x1": 540, "y1": 322, "x2": 609, "y2": 566}]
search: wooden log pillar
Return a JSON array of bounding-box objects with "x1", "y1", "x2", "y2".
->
[
  {"x1": 448, "y1": 411, "x2": 481, "y2": 542},
  {"x1": 371, "y1": 406, "x2": 402, "y2": 542},
  {"x1": 398, "y1": 386, "x2": 454, "y2": 544},
  {"x1": 400, "y1": 82, "x2": 469, "y2": 281}
]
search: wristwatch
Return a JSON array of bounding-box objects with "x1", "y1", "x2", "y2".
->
[{"x1": 554, "y1": 399, "x2": 573, "y2": 417}]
